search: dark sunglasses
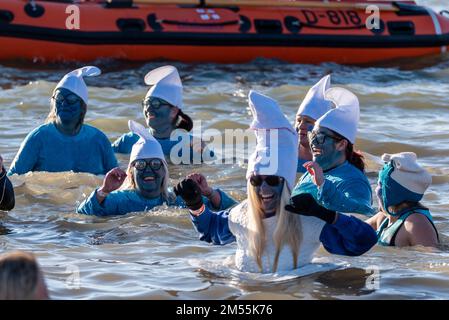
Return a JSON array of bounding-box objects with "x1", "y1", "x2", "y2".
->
[
  {"x1": 249, "y1": 175, "x2": 283, "y2": 187},
  {"x1": 307, "y1": 131, "x2": 342, "y2": 145},
  {"x1": 142, "y1": 97, "x2": 171, "y2": 110},
  {"x1": 133, "y1": 159, "x2": 163, "y2": 171},
  {"x1": 52, "y1": 93, "x2": 81, "y2": 106}
]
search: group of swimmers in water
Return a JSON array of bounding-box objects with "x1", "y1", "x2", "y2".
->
[{"x1": 0, "y1": 64, "x2": 441, "y2": 296}]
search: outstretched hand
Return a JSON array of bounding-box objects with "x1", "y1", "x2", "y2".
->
[
  {"x1": 186, "y1": 173, "x2": 213, "y2": 196},
  {"x1": 100, "y1": 167, "x2": 127, "y2": 193},
  {"x1": 174, "y1": 178, "x2": 204, "y2": 211},
  {"x1": 303, "y1": 161, "x2": 324, "y2": 187}
]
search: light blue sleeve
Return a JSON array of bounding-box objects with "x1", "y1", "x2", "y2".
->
[
  {"x1": 111, "y1": 132, "x2": 139, "y2": 154},
  {"x1": 317, "y1": 178, "x2": 375, "y2": 216},
  {"x1": 190, "y1": 206, "x2": 236, "y2": 245},
  {"x1": 99, "y1": 132, "x2": 118, "y2": 173},
  {"x1": 8, "y1": 128, "x2": 41, "y2": 176},
  {"x1": 76, "y1": 189, "x2": 123, "y2": 216}
]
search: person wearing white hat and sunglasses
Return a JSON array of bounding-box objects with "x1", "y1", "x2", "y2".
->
[
  {"x1": 112, "y1": 65, "x2": 213, "y2": 163},
  {"x1": 175, "y1": 91, "x2": 376, "y2": 274},
  {"x1": 295, "y1": 75, "x2": 333, "y2": 173},
  {"x1": 366, "y1": 152, "x2": 439, "y2": 248},
  {"x1": 287, "y1": 87, "x2": 374, "y2": 227},
  {"x1": 8, "y1": 66, "x2": 117, "y2": 176},
  {"x1": 77, "y1": 120, "x2": 235, "y2": 216}
]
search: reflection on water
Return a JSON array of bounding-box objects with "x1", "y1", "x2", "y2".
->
[{"x1": 1, "y1": 1, "x2": 449, "y2": 298}]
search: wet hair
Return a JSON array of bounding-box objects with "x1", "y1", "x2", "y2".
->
[
  {"x1": 172, "y1": 108, "x2": 193, "y2": 132},
  {"x1": 45, "y1": 97, "x2": 87, "y2": 131},
  {"x1": 0, "y1": 251, "x2": 44, "y2": 300},
  {"x1": 331, "y1": 130, "x2": 366, "y2": 172}
]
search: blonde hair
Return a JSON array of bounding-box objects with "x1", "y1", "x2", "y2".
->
[
  {"x1": 0, "y1": 251, "x2": 44, "y2": 300},
  {"x1": 247, "y1": 179, "x2": 302, "y2": 273},
  {"x1": 120, "y1": 160, "x2": 176, "y2": 203}
]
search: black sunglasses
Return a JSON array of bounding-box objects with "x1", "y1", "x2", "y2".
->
[
  {"x1": 133, "y1": 159, "x2": 163, "y2": 171},
  {"x1": 51, "y1": 93, "x2": 81, "y2": 106},
  {"x1": 142, "y1": 97, "x2": 171, "y2": 110},
  {"x1": 249, "y1": 175, "x2": 283, "y2": 187},
  {"x1": 307, "y1": 131, "x2": 342, "y2": 145}
]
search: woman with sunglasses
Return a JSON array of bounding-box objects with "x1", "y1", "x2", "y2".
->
[
  {"x1": 112, "y1": 66, "x2": 213, "y2": 164},
  {"x1": 295, "y1": 75, "x2": 332, "y2": 174},
  {"x1": 8, "y1": 66, "x2": 117, "y2": 176},
  {"x1": 77, "y1": 121, "x2": 235, "y2": 216},
  {"x1": 287, "y1": 87, "x2": 374, "y2": 224},
  {"x1": 175, "y1": 91, "x2": 376, "y2": 273}
]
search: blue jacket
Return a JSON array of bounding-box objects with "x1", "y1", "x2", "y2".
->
[
  {"x1": 292, "y1": 161, "x2": 375, "y2": 216},
  {"x1": 8, "y1": 123, "x2": 117, "y2": 176},
  {"x1": 190, "y1": 205, "x2": 377, "y2": 256},
  {"x1": 76, "y1": 188, "x2": 237, "y2": 216},
  {"x1": 112, "y1": 131, "x2": 214, "y2": 163}
]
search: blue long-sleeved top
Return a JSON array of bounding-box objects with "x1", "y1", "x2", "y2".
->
[
  {"x1": 297, "y1": 158, "x2": 307, "y2": 173},
  {"x1": 0, "y1": 167, "x2": 15, "y2": 211},
  {"x1": 190, "y1": 204, "x2": 377, "y2": 257},
  {"x1": 8, "y1": 123, "x2": 118, "y2": 176},
  {"x1": 76, "y1": 188, "x2": 237, "y2": 216},
  {"x1": 111, "y1": 131, "x2": 214, "y2": 163},
  {"x1": 292, "y1": 161, "x2": 375, "y2": 216}
]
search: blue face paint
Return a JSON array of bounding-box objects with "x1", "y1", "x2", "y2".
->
[
  {"x1": 309, "y1": 127, "x2": 344, "y2": 171},
  {"x1": 143, "y1": 97, "x2": 175, "y2": 138},
  {"x1": 253, "y1": 176, "x2": 284, "y2": 218},
  {"x1": 132, "y1": 158, "x2": 165, "y2": 199},
  {"x1": 53, "y1": 88, "x2": 83, "y2": 135}
]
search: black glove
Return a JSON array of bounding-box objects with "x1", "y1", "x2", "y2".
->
[
  {"x1": 174, "y1": 178, "x2": 204, "y2": 211},
  {"x1": 285, "y1": 193, "x2": 336, "y2": 224}
]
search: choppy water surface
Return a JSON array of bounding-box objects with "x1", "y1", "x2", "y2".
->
[{"x1": 0, "y1": 0, "x2": 449, "y2": 300}]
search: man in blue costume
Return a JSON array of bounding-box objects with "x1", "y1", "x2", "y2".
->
[
  {"x1": 77, "y1": 120, "x2": 235, "y2": 216},
  {"x1": 8, "y1": 66, "x2": 117, "y2": 176},
  {"x1": 112, "y1": 65, "x2": 213, "y2": 164}
]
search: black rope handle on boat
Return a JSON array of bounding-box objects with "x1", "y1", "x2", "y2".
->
[{"x1": 158, "y1": 19, "x2": 240, "y2": 27}]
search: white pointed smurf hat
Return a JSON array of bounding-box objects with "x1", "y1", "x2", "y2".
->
[
  {"x1": 315, "y1": 87, "x2": 360, "y2": 144},
  {"x1": 297, "y1": 75, "x2": 333, "y2": 120},
  {"x1": 129, "y1": 120, "x2": 166, "y2": 165},
  {"x1": 53, "y1": 66, "x2": 101, "y2": 105},
  {"x1": 246, "y1": 90, "x2": 298, "y2": 190},
  {"x1": 144, "y1": 65, "x2": 183, "y2": 108}
]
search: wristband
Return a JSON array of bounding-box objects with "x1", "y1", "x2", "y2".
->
[{"x1": 190, "y1": 203, "x2": 205, "y2": 216}]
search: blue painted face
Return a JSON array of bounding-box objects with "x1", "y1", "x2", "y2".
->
[
  {"x1": 308, "y1": 127, "x2": 345, "y2": 171},
  {"x1": 53, "y1": 88, "x2": 83, "y2": 130},
  {"x1": 143, "y1": 97, "x2": 175, "y2": 136},
  {"x1": 250, "y1": 175, "x2": 284, "y2": 217},
  {"x1": 132, "y1": 158, "x2": 166, "y2": 199}
]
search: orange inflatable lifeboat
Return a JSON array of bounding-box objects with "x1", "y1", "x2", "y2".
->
[{"x1": 0, "y1": 0, "x2": 449, "y2": 64}]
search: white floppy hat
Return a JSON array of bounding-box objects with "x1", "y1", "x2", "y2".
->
[
  {"x1": 246, "y1": 90, "x2": 298, "y2": 190},
  {"x1": 144, "y1": 65, "x2": 183, "y2": 108},
  {"x1": 53, "y1": 66, "x2": 101, "y2": 105},
  {"x1": 315, "y1": 87, "x2": 360, "y2": 144},
  {"x1": 129, "y1": 120, "x2": 166, "y2": 165},
  {"x1": 297, "y1": 75, "x2": 333, "y2": 121}
]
